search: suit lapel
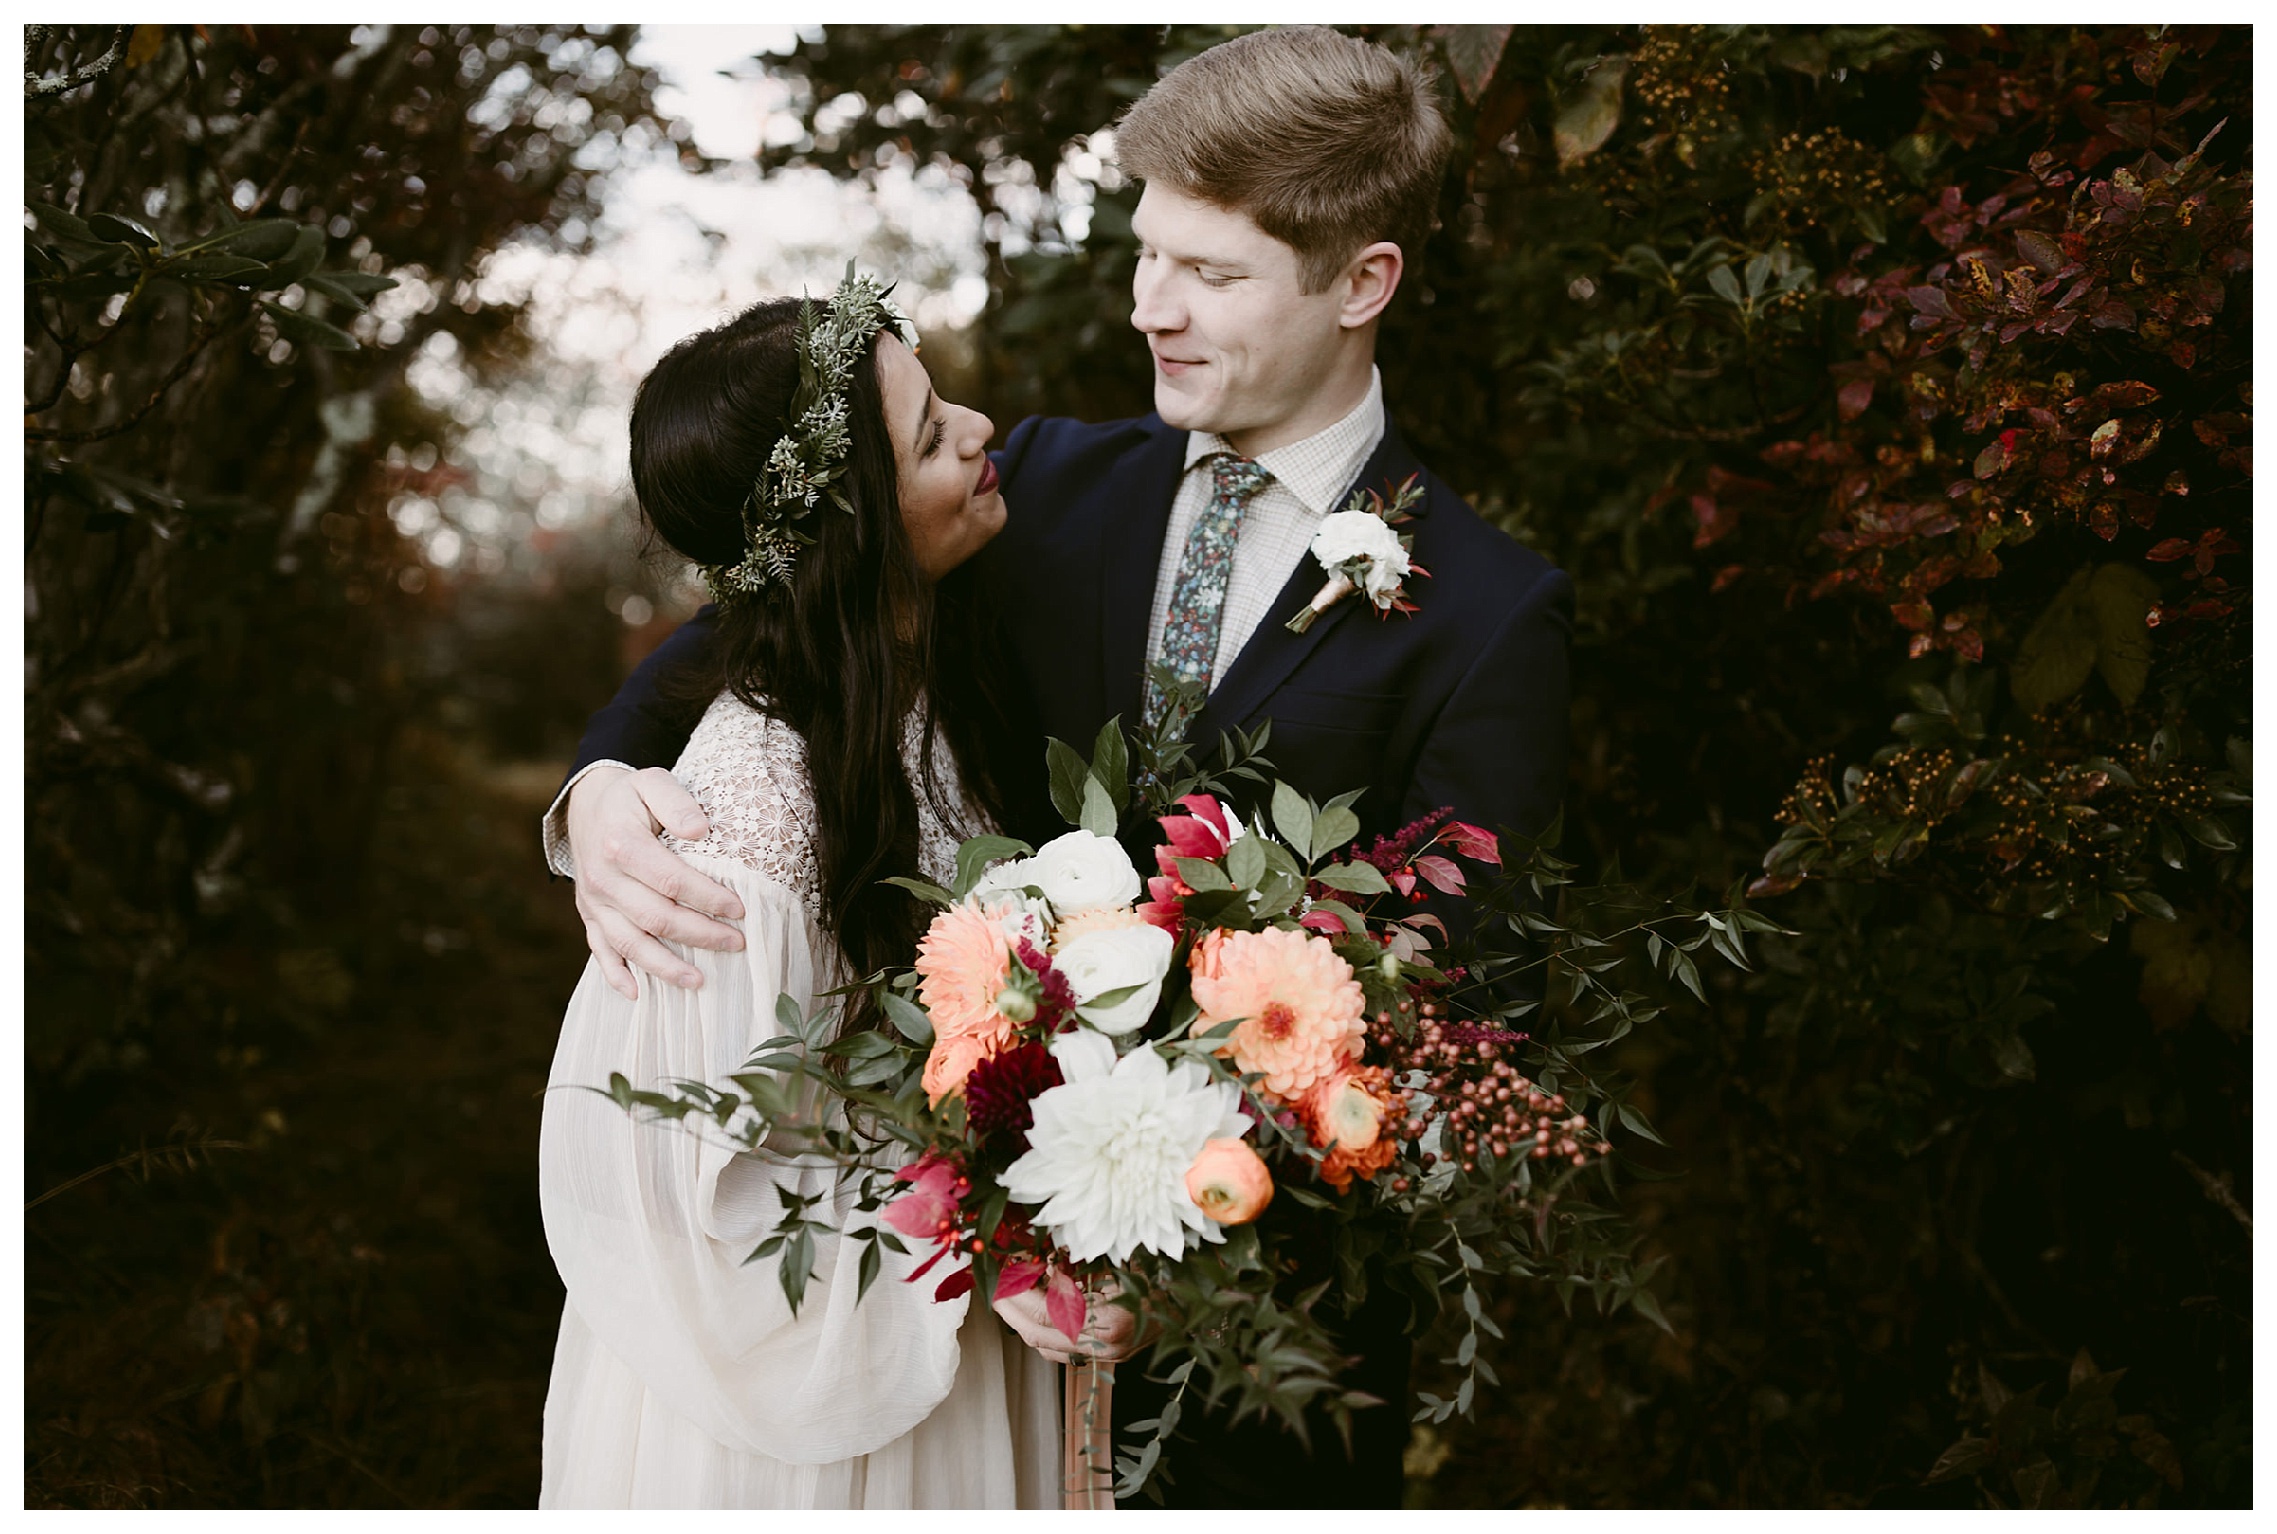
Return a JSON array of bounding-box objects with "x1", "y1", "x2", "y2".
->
[
  {"x1": 1098, "y1": 420, "x2": 1190, "y2": 730},
  {"x1": 1192, "y1": 424, "x2": 1426, "y2": 743}
]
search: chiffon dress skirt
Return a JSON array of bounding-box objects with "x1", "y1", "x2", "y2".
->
[{"x1": 537, "y1": 856, "x2": 1059, "y2": 1508}]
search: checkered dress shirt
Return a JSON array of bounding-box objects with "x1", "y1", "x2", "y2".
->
[{"x1": 1145, "y1": 368, "x2": 1386, "y2": 687}]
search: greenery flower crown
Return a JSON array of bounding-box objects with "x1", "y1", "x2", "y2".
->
[{"x1": 702, "y1": 264, "x2": 915, "y2": 603}]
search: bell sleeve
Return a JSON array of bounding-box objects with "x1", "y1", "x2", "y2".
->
[{"x1": 537, "y1": 854, "x2": 967, "y2": 1464}]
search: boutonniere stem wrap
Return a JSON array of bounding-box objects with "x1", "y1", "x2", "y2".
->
[{"x1": 1286, "y1": 473, "x2": 1430, "y2": 634}]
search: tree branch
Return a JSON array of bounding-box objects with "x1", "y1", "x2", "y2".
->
[{"x1": 24, "y1": 24, "x2": 128, "y2": 100}]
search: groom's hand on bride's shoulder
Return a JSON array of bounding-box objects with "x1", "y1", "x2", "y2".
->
[{"x1": 566, "y1": 765, "x2": 745, "y2": 999}]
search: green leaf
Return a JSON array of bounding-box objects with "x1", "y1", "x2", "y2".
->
[
  {"x1": 1553, "y1": 55, "x2": 1627, "y2": 169},
  {"x1": 85, "y1": 212, "x2": 159, "y2": 250},
  {"x1": 1707, "y1": 262, "x2": 1744, "y2": 305},
  {"x1": 262, "y1": 224, "x2": 327, "y2": 285},
  {"x1": 1311, "y1": 805, "x2": 1361, "y2": 860},
  {"x1": 2183, "y1": 816, "x2": 2236, "y2": 852},
  {"x1": 2087, "y1": 563, "x2": 2160, "y2": 705},
  {"x1": 1312, "y1": 860, "x2": 1391, "y2": 896},
  {"x1": 179, "y1": 218, "x2": 300, "y2": 260},
  {"x1": 1079, "y1": 774, "x2": 1119, "y2": 837},
  {"x1": 1176, "y1": 857, "x2": 1232, "y2": 894},
  {"x1": 259, "y1": 300, "x2": 358, "y2": 352},
  {"x1": 1631, "y1": 1287, "x2": 1673, "y2": 1334},
  {"x1": 1045, "y1": 737, "x2": 1090, "y2": 826},
  {"x1": 1225, "y1": 833, "x2": 1267, "y2": 891},
  {"x1": 158, "y1": 252, "x2": 269, "y2": 283},
  {"x1": 882, "y1": 875, "x2": 953, "y2": 906},
  {"x1": 301, "y1": 272, "x2": 383, "y2": 312},
  {"x1": 880, "y1": 991, "x2": 935, "y2": 1045},
  {"x1": 1271, "y1": 781, "x2": 1315, "y2": 859},
  {"x1": 1091, "y1": 717, "x2": 1130, "y2": 813},
  {"x1": 29, "y1": 202, "x2": 104, "y2": 246},
  {"x1": 2011, "y1": 567, "x2": 2099, "y2": 713},
  {"x1": 1080, "y1": 980, "x2": 1148, "y2": 1013},
  {"x1": 1617, "y1": 1102, "x2": 1668, "y2": 1146},
  {"x1": 855, "y1": 1236, "x2": 883, "y2": 1301},
  {"x1": 952, "y1": 834, "x2": 1033, "y2": 900}
]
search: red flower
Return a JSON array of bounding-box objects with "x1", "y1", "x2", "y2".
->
[
  {"x1": 882, "y1": 1154, "x2": 963, "y2": 1242},
  {"x1": 963, "y1": 1040, "x2": 1064, "y2": 1150}
]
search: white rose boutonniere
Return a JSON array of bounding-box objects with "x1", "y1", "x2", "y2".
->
[{"x1": 1287, "y1": 473, "x2": 1430, "y2": 634}]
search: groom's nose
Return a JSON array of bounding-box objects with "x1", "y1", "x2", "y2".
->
[{"x1": 1129, "y1": 262, "x2": 1182, "y2": 335}]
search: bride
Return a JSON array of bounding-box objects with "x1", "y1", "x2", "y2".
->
[{"x1": 537, "y1": 277, "x2": 1131, "y2": 1508}]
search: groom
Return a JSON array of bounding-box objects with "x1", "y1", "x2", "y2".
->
[{"x1": 546, "y1": 27, "x2": 1570, "y2": 1508}]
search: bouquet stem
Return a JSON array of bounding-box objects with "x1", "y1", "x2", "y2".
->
[{"x1": 1060, "y1": 1356, "x2": 1115, "y2": 1510}]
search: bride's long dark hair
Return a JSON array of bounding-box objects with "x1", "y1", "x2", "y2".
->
[{"x1": 628, "y1": 296, "x2": 1039, "y2": 997}]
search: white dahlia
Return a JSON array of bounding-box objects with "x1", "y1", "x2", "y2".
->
[{"x1": 1001, "y1": 1031, "x2": 1248, "y2": 1263}]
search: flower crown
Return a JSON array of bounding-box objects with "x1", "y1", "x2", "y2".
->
[{"x1": 703, "y1": 264, "x2": 915, "y2": 603}]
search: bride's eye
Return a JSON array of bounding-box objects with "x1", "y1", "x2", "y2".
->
[{"x1": 925, "y1": 419, "x2": 946, "y2": 457}]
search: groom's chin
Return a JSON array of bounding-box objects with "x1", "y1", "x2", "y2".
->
[{"x1": 1151, "y1": 378, "x2": 1207, "y2": 431}]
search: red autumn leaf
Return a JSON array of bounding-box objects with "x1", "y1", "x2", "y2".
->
[
  {"x1": 992, "y1": 1260, "x2": 1045, "y2": 1302},
  {"x1": 1837, "y1": 377, "x2": 1875, "y2": 420},
  {"x1": 1712, "y1": 563, "x2": 1746, "y2": 593},
  {"x1": 2145, "y1": 538, "x2": 2193, "y2": 562},
  {"x1": 1413, "y1": 855, "x2": 1467, "y2": 895},
  {"x1": 1045, "y1": 1268, "x2": 1086, "y2": 1343},
  {"x1": 1891, "y1": 600, "x2": 1935, "y2": 631},
  {"x1": 1441, "y1": 821, "x2": 1502, "y2": 864},
  {"x1": 1691, "y1": 493, "x2": 1737, "y2": 549},
  {"x1": 935, "y1": 1267, "x2": 975, "y2": 1303}
]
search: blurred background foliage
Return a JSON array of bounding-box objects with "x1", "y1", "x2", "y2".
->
[{"x1": 23, "y1": 22, "x2": 2249, "y2": 1508}]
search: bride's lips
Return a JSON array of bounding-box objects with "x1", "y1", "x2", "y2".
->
[{"x1": 974, "y1": 456, "x2": 999, "y2": 497}]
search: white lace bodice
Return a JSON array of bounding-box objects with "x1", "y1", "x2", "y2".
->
[{"x1": 664, "y1": 692, "x2": 986, "y2": 921}]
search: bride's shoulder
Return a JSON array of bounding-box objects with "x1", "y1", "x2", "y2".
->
[{"x1": 665, "y1": 693, "x2": 821, "y2": 903}]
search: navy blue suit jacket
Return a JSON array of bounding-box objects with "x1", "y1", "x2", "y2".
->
[{"x1": 566, "y1": 409, "x2": 1571, "y2": 858}]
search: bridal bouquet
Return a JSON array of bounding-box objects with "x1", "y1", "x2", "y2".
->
[{"x1": 605, "y1": 671, "x2": 1754, "y2": 1501}]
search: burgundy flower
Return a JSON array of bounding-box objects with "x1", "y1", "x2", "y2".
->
[
  {"x1": 1013, "y1": 940, "x2": 1075, "y2": 1032},
  {"x1": 963, "y1": 1040, "x2": 1063, "y2": 1149}
]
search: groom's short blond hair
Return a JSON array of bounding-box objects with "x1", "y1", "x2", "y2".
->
[{"x1": 1114, "y1": 26, "x2": 1452, "y2": 293}]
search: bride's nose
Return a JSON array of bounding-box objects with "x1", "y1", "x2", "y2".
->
[{"x1": 959, "y1": 405, "x2": 995, "y2": 453}]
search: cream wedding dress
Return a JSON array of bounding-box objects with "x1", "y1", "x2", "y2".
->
[{"x1": 538, "y1": 694, "x2": 1059, "y2": 1508}]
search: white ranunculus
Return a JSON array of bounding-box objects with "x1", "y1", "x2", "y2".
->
[
  {"x1": 1028, "y1": 830, "x2": 1141, "y2": 915},
  {"x1": 1001, "y1": 1032, "x2": 1249, "y2": 1263},
  {"x1": 1310, "y1": 510, "x2": 1412, "y2": 600},
  {"x1": 1055, "y1": 923, "x2": 1176, "y2": 1034}
]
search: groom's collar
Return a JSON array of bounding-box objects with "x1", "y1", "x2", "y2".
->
[{"x1": 1178, "y1": 366, "x2": 1384, "y2": 517}]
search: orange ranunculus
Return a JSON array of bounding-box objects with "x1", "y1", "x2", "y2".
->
[
  {"x1": 921, "y1": 1032, "x2": 993, "y2": 1107},
  {"x1": 1184, "y1": 1137, "x2": 1274, "y2": 1225},
  {"x1": 1189, "y1": 926, "x2": 1364, "y2": 1102},
  {"x1": 1305, "y1": 1065, "x2": 1401, "y2": 1193}
]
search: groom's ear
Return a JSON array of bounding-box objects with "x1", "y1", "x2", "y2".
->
[{"x1": 1335, "y1": 241, "x2": 1405, "y2": 330}]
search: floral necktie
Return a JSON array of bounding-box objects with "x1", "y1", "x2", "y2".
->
[{"x1": 1147, "y1": 452, "x2": 1274, "y2": 726}]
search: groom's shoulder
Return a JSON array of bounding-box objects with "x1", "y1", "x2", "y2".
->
[
  {"x1": 999, "y1": 412, "x2": 1172, "y2": 490},
  {"x1": 1407, "y1": 465, "x2": 1565, "y2": 608}
]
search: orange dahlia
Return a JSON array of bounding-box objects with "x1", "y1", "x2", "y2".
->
[
  {"x1": 1304, "y1": 1064, "x2": 1401, "y2": 1192},
  {"x1": 1188, "y1": 926, "x2": 1364, "y2": 1102},
  {"x1": 915, "y1": 902, "x2": 1017, "y2": 1102}
]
